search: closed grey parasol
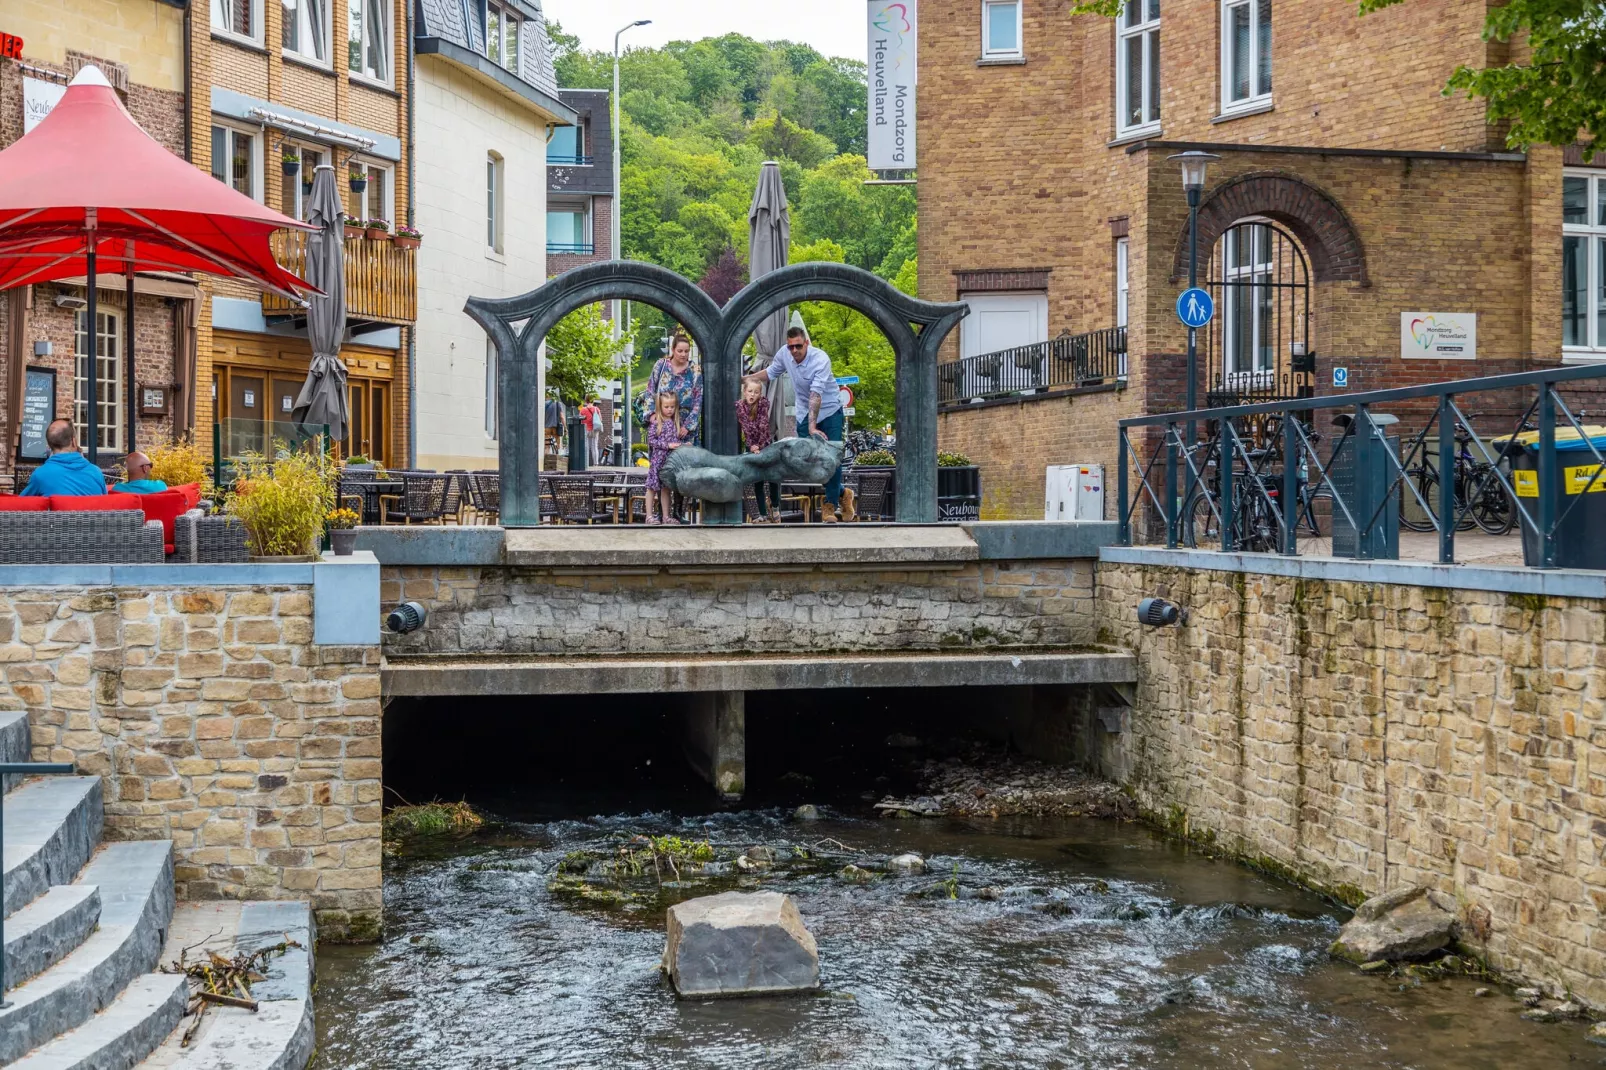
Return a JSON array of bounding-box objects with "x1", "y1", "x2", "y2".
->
[
  {"x1": 748, "y1": 160, "x2": 795, "y2": 440},
  {"x1": 291, "y1": 164, "x2": 350, "y2": 444}
]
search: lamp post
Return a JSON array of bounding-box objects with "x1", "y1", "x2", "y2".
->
[
  {"x1": 1168, "y1": 151, "x2": 1219, "y2": 419},
  {"x1": 614, "y1": 19, "x2": 650, "y2": 460}
]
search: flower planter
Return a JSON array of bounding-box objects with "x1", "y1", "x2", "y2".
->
[
  {"x1": 349, "y1": 176, "x2": 368, "y2": 193},
  {"x1": 393, "y1": 235, "x2": 420, "y2": 250},
  {"x1": 365, "y1": 228, "x2": 389, "y2": 241},
  {"x1": 937, "y1": 465, "x2": 981, "y2": 499},
  {"x1": 329, "y1": 528, "x2": 358, "y2": 556},
  {"x1": 343, "y1": 225, "x2": 364, "y2": 240},
  {"x1": 282, "y1": 159, "x2": 301, "y2": 177}
]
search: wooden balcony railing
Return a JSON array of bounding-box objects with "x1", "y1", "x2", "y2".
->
[{"x1": 263, "y1": 230, "x2": 417, "y2": 324}]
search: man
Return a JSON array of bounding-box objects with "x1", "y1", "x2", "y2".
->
[
  {"x1": 744, "y1": 326, "x2": 854, "y2": 522},
  {"x1": 20, "y1": 419, "x2": 107, "y2": 497},
  {"x1": 111, "y1": 451, "x2": 168, "y2": 494}
]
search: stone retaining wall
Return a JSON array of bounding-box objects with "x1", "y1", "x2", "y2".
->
[
  {"x1": 381, "y1": 560, "x2": 1098, "y2": 656},
  {"x1": 1095, "y1": 560, "x2": 1606, "y2": 1003},
  {"x1": 0, "y1": 583, "x2": 382, "y2": 941}
]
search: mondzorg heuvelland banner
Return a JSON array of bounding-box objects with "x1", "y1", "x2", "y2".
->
[{"x1": 867, "y1": 0, "x2": 917, "y2": 171}]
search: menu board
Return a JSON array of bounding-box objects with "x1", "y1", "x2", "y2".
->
[{"x1": 17, "y1": 366, "x2": 55, "y2": 461}]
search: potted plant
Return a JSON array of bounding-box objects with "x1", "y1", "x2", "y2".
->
[
  {"x1": 393, "y1": 223, "x2": 422, "y2": 250},
  {"x1": 343, "y1": 453, "x2": 374, "y2": 471},
  {"x1": 364, "y1": 217, "x2": 390, "y2": 240},
  {"x1": 349, "y1": 166, "x2": 368, "y2": 193},
  {"x1": 281, "y1": 149, "x2": 301, "y2": 177},
  {"x1": 937, "y1": 450, "x2": 981, "y2": 520},
  {"x1": 343, "y1": 213, "x2": 364, "y2": 240},
  {"x1": 226, "y1": 450, "x2": 335, "y2": 561},
  {"x1": 326, "y1": 507, "x2": 360, "y2": 556}
]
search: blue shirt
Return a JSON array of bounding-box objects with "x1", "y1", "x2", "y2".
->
[
  {"x1": 20, "y1": 452, "x2": 108, "y2": 497},
  {"x1": 111, "y1": 479, "x2": 168, "y2": 495},
  {"x1": 766, "y1": 344, "x2": 840, "y2": 422}
]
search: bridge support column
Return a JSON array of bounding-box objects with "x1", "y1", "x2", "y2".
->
[{"x1": 684, "y1": 691, "x2": 745, "y2": 801}]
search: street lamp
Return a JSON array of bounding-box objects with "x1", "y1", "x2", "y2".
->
[
  {"x1": 614, "y1": 19, "x2": 650, "y2": 460},
  {"x1": 1168, "y1": 151, "x2": 1220, "y2": 417}
]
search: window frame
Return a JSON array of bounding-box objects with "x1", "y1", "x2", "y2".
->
[
  {"x1": 1219, "y1": 0, "x2": 1271, "y2": 115},
  {"x1": 212, "y1": 0, "x2": 264, "y2": 46},
  {"x1": 546, "y1": 199, "x2": 591, "y2": 254},
  {"x1": 1115, "y1": 0, "x2": 1161, "y2": 138},
  {"x1": 1221, "y1": 223, "x2": 1277, "y2": 382},
  {"x1": 1563, "y1": 168, "x2": 1606, "y2": 359},
  {"x1": 548, "y1": 121, "x2": 588, "y2": 165},
  {"x1": 345, "y1": 157, "x2": 394, "y2": 224},
  {"x1": 278, "y1": 143, "x2": 327, "y2": 220},
  {"x1": 1115, "y1": 238, "x2": 1129, "y2": 329},
  {"x1": 73, "y1": 306, "x2": 121, "y2": 454},
  {"x1": 282, "y1": 0, "x2": 332, "y2": 66},
  {"x1": 981, "y1": 0, "x2": 1024, "y2": 59},
  {"x1": 209, "y1": 121, "x2": 262, "y2": 204},
  {"x1": 485, "y1": 0, "x2": 522, "y2": 71},
  {"x1": 487, "y1": 152, "x2": 505, "y2": 254},
  {"x1": 347, "y1": 0, "x2": 393, "y2": 87}
]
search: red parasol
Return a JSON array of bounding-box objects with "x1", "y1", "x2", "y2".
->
[{"x1": 0, "y1": 65, "x2": 316, "y2": 460}]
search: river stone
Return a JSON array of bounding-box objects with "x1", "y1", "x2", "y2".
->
[
  {"x1": 662, "y1": 891, "x2": 819, "y2": 998},
  {"x1": 1330, "y1": 886, "x2": 1458, "y2": 964},
  {"x1": 887, "y1": 853, "x2": 926, "y2": 875}
]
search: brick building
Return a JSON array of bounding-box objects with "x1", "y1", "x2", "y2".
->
[
  {"x1": 0, "y1": 2, "x2": 195, "y2": 484},
  {"x1": 918, "y1": 0, "x2": 1576, "y2": 519},
  {"x1": 546, "y1": 88, "x2": 614, "y2": 273}
]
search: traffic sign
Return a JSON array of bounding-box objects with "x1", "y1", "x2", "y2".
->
[
  {"x1": 1176, "y1": 287, "x2": 1214, "y2": 329},
  {"x1": 835, "y1": 375, "x2": 860, "y2": 386},
  {"x1": 839, "y1": 386, "x2": 855, "y2": 410},
  {"x1": 1333, "y1": 367, "x2": 1349, "y2": 388}
]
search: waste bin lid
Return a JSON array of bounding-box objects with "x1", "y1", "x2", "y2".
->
[{"x1": 1492, "y1": 425, "x2": 1606, "y2": 450}]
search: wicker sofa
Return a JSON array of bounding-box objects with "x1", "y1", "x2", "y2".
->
[{"x1": 0, "y1": 510, "x2": 165, "y2": 564}]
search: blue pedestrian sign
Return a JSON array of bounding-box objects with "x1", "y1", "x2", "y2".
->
[
  {"x1": 1176, "y1": 288, "x2": 1214, "y2": 329},
  {"x1": 1333, "y1": 367, "x2": 1349, "y2": 388}
]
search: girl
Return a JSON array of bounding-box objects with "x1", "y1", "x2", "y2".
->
[
  {"x1": 736, "y1": 377, "x2": 780, "y2": 523},
  {"x1": 645, "y1": 390, "x2": 686, "y2": 524}
]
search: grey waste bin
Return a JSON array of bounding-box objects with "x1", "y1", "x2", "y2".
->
[{"x1": 1329, "y1": 413, "x2": 1400, "y2": 559}]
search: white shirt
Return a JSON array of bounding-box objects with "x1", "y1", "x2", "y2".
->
[{"x1": 765, "y1": 344, "x2": 840, "y2": 422}]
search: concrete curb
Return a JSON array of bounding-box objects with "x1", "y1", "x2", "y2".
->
[{"x1": 2, "y1": 777, "x2": 104, "y2": 917}]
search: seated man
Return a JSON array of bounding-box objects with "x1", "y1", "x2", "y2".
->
[
  {"x1": 111, "y1": 451, "x2": 167, "y2": 494},
  {"x1": 20, "y1": 419, "x2": 107, "y2": 497}
]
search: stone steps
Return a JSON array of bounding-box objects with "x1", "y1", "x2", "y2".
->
[
  {"x1": 136, "y1": 901, "x2": 316, "y2": 1070},
  {"x1": 5, "y1": 884, "x2": 102, "y2": 988},
  {"x1": 0, "y1": 708, "x2": 30, "y2": 792},
  {"x1": 9, "y1": 973, "x2": 190, "y2": 1070},
  {"x1": 3, "y1": 776, "x2": 104, "y2": 916}
]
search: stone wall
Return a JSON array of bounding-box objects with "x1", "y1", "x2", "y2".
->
[
  {"x1": 0, "y1": 583, "x2": 382, "y2": 941},
  {"x1": 1095, "y1": 559, "x2": 1606, "y2": 1003},
  {"x1": 382, "y1": 560, "x2": 1098, "y2": 656}
]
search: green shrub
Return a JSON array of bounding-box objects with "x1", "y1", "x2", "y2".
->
[
  {"x1": 227, "y1": 446, "x2": 335, "y2": 557},
  {"x1": 855, "y1": 449, "x2": 896, "y2": 466},
  {"x1": 937, "y1": 451, "x2": 972, "y2": 467}
]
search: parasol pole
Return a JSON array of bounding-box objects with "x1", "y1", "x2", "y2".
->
[
  {"x1": 125, "y1": 241, "x2": 136, "y2": 454},
  {"x1": 85, "y1": 208, "x2": 98, "y2": 466}
]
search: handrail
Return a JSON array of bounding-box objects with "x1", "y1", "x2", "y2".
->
[
  {"x1": 264, "y1": 231, "x2": 416, "y2": 324},
  {"x1": 1115, "y1": 361, "x2": 1606, "y2": 570},
  {"x1": 939, "y1": 325, "x2": 1127, "y2": 404}
]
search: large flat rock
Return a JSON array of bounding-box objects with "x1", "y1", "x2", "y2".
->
[
  {"x1": 663, "y1": 891, "x2": 819, "y2": 998},
  {"x1": 504, "y1": 524, "x2": 978, "y2": 570}
]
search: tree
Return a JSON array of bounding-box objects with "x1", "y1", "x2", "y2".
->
[
  {"x1": 698, "y1": 245, "x2": 748, "y2": 306},
  {"x1": 1358, "y1": 0, "x2": 1606, "y2": 156},
  {"x1": 545, "y1": 304, "x2": 622, "y2": 406},
  {"x1": 746, "y1": 116, "x2": 837, "y2": 170}
]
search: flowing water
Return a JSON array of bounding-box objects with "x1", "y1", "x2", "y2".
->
[{"x1": 314, "y1": 809, "x2": 1604, "y2": 1069}]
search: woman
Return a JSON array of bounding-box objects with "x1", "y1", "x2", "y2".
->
[{"x1": 643, "y1": 333, "x2": 703, "y2": 445}]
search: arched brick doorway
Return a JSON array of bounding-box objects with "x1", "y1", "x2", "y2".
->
[{"x1": 1171, "y1": 171, "x2": 1369, "y2": 286}]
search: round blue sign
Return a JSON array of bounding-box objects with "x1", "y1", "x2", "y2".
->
[{"x1": 1176, "y1": 287, "x2": 1214, "y2": 329}]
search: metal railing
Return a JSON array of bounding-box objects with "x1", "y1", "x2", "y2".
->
[
  {"x1": 547, "y1": 242, "x2": 596, "y2": 255},
  {"x1": 264, "y1": 231, "x2": 417, "y2": 324},
  {"x1": 548, "y1": 154, "x2": 595, "y2": 165},
  {"x1": 1116, "y1": 362, "x2": 1606, "y2": 569},
  {"x1": 939, "y1": 326, "x2": 1127, "y2": 404}
]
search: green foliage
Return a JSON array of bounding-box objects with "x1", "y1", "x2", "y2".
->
[
  {"x1": 546, "y1": 303, "x2": 623, "y2": 406},
  {"x1": 938, "y1": 451, "x2": 973, "y2": 467},
  {"x1": 789, "y1": 239, "x2": 896, "y2": 431},
  {"x1": 1357, "y1": 0, "x2": 1606, "y2": 157},
  {"x1": 226, "y1": 446, "x2": 335, "y2": 557},
  {"x1": 855, "y1": 449, "x2": 896, "y2": 466}
]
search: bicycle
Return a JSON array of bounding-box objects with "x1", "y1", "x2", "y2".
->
[
  {"x1": 1180, "y1": 434, "x2": 1305, "y2": 553},
  {"x1": 1398, "y1": 412, "x2": 1516, "y2": 536}
]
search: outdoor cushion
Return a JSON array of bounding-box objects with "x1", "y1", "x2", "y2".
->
[
  {"x1": 133, "y1": 490, "x2": 188, "y2": 552},
  {"x1": 0, "y1": 495, "x2": 49, "y2": 512},
  {"x1": 172, "y1": 482, "x2": 202, "y2": 510},
  {"x1": 49, "y1": 493, "x2": 142, "y2": 512}
]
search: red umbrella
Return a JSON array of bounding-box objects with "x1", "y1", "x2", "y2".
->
[{"x1": 0, "y1": 65, "x2": 316, "y2": 460}]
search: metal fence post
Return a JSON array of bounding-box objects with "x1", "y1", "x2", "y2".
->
[
  {"x1": 1437, "y1": 395, "x2": 1455, "y2": 564},
  {"x1": 1165, "y1": 422, "x2": 1179, "y2": 548},
  {"x1": 1539, "y1": 382, "x2": 1558, "y2": 568},
  {"x1": 1117, "y1": 429, "x2": 1131, "y2": 545},
  {"x1": 1281, "y1": 413, "x2": 1298, "y2": 556},
  {"x1": 1354, "y1": 404, "x2": 1374, "y2": 561},
  {"x1": 1220, "y1": 419, "x2": 1235, "y2": 553}
]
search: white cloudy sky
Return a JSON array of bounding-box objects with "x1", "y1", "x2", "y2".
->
[{"x1": 541, "y1": 0, "x2": 868, "y2": 62}]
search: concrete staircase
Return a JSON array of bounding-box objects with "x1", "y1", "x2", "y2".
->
[{"x1": 0, "y1": 711, "x2": 316, "y2": 1070}]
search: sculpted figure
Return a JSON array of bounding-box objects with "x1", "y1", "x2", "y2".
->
[{"x1": 661, "y1": 436, "x2": 846, "y2": 504}]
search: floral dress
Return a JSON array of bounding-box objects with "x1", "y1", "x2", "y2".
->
[
  {"x1": 645, "y1": 415, "x2": 684, "y2": 491},
  {"x1": 736, "y1": 397, "x2": 772, "y2": 453},
  {"x1": 645, "y1": 358, "x2": 703, "y2": 442}
]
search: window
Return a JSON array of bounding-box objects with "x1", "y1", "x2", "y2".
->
[
  {"x1": 210, "y1": 124, "x2": 259, "y2": 201},
  {"x1": 981, "y1": 0, "x2": 1022, "y2": 58},
  {"x1": 1221, "y1": 0, "x2": 1271, "y2": 112},
  {"x1": 547, "y1": 202, "x2": 590, "y2": 254},
  {"x1": 485, "y1": 338, "x2": 499, "y2": 439},
  {"x1": 487, "y1": 153, "x2": 504, "y2": 252},
  {"x1": 1116, "y1": 0, "x2": 1160, "y2": 135},
  {"x1": 279, "y1": 146, "x2": 325, "y2": 220},
  {"x1": 549, "y1": 123, "x2": 588, "y2": 165},
  {"x1": 1222, "y1": 224, "x2": 1275, "y2": 379},
  {"x1": 212, "y1": 0, "x2": 259, "y2": 41},
  {"x1": 345, "y1": 160, "x2": 392, "y2": 223},
  {"x1": 1115, "y1": 238, "x2": 1129, "y2": 329},
  {"x1": 283, "y1": 0, "x2": 330, "y2": 63},
  {"x1": 74, "y1": 308, "x2": 120, "y2": 453},
  {"x1": 347, "y1": 0, "x2": 390, "y2": 82},
  {"x1": 1563, "y1": 171, "x2": 1606, "y2": 354},
  {"x1": 486, "y1": 1, "x2": 521, "y2": 70}
]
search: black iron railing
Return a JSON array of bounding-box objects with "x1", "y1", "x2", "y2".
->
[
  {"x1": 547, "y1": 242, "x2": 596, "y2": 255},
  {"x1": 1117, "y1": 362, "x2": 1606, "y2": 569},
  {"x1": 549, "y1": 154, "x2": 595, "y2": 165},
  {"x1": 939, "y1": 326, "x2": 1126, "y2": 404}
]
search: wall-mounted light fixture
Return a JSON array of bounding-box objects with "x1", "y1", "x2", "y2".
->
[{"x1": 1137, "y1": 598, "x2": 1181, "y2": 627}]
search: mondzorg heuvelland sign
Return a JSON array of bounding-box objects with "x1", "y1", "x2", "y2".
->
[{"x1": 867, "y1": 1, "x2": 916, "y2": 171}]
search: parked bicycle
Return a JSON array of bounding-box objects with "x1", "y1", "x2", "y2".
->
[
  {"x1": 1398, "y1": 412, "x2": 1518, "y2": 536},
  {"x1": 1179, "y1": 422, "x2": 1320, "y2": 552}
]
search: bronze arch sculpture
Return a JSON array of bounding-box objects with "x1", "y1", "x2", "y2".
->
[{"x1": 465, "y1": 260, "x2": 968, "y2": 526}]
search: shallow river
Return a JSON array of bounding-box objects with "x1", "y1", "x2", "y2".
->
[{"x1": 314, "y1": 809, "x2": 1603, "y2": 1070}]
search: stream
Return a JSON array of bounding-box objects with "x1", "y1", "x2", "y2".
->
[{"x1": 313, "y1": 809, "x2": 1604, "y2": 1069}]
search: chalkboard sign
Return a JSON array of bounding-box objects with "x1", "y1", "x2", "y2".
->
[{"x1": 17, "y1": 366, "x2": 55, "y2": 462}]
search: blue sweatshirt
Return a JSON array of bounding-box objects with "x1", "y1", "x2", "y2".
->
[{"x1": 20, "y1": 452, "x2": 109, "y2": 497}]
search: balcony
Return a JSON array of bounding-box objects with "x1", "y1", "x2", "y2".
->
[
  {"x1": 263, "y1": 231, "x2": 417, "y2": 325},
  {"x1": 547, "y1": 242, "x2": 596, "y2": 255},
  {"x1": 549, "y1": 154, "x2": 594, "y2": 166},
  {"x1": 939, "y1": 326, "x2": 1127, "y2": 404}
]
